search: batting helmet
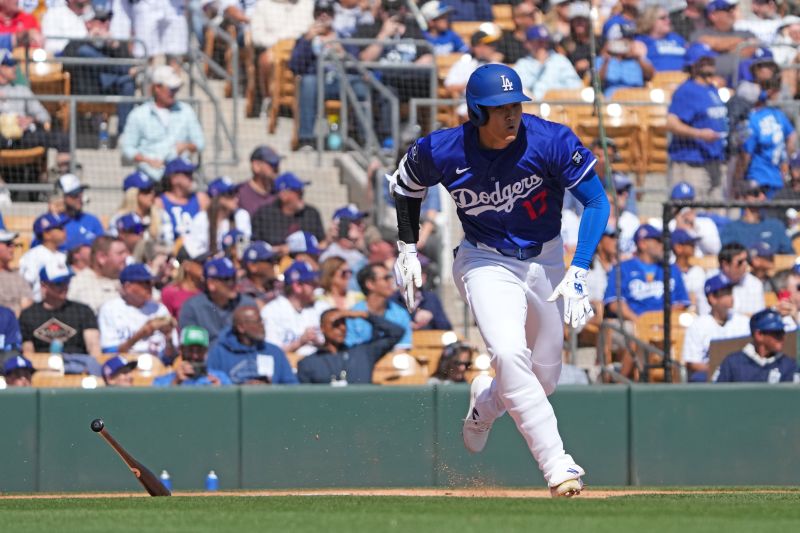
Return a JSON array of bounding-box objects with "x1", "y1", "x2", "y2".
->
[{"x1": 465, "y1": 64, "x2": 531, "y2": 127}]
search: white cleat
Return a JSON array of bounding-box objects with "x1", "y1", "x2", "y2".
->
[
  {"x1": 462, "y1": 374, "x2": 494, "y2": 453},
  {"x1": 549, "y1": 465, "x2": 585, "y2": 498}
]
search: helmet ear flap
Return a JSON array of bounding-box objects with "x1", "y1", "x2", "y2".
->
[{"x1": 468, "y1": 104, "x2": 488, "y2": 127}]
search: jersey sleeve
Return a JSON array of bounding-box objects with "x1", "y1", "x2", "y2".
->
[
  {"x1": 668, "y1": 86, "x2": 695, "y2": 124},
  {"x1": 547, "y1": 125, "x2": 597, "y2": 190},
  {"x1": 392, "y1": 136, "x2": 443, "y2": 199}
]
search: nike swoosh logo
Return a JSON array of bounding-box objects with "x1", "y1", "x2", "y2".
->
[{"x1": 455, "y1": 167, "x2": 471, "y2": 175}]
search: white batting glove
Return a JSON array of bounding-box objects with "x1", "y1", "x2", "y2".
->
[
  {"x1": 394, "y1": 241, "x2": 422, "y2": 312},
  {"x1": 547, "y1": 265, "x2": 595, "y2": 329}
]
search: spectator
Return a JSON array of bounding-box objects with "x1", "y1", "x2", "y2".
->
[
  {"x1": 238, "y1": 241, "x2": 280, "y2": 307},
  {"x1": 346, "y1": 262, "x2": 412, "y2": 349},
  {"x1": 332, "y1": 0, "x2": 373, "y2": 39},
  {"x1": 771, "y1": 14, "x2": 800, "y2": 73},
  {"x1": 683, "y1": 274, "x2": 751, "y2": 382},
  {"x1": 318, "y1": 256, "x2": 363, "y2": 310},
  {"x1": 130, "y1": 0, "x2": 188, "y2": 58},
  {"x1": 208, "y1": 305, "x2": 298, "y2": 384},
  {"x1": 665, "y1": 182, "x2": 722, "y2": 256},
  {"x1": 135, "y1": 239, "x2": 173, "y2": 295},
  {"x1": 0, "y1": 303, "x2": 21, "y2": 354},
  {"x1": 237, "y1": 145, "x2": 281, "y2": 217},
  {"x1": 772, "y1": 266, "x2": 800, "y2": 328},
  {"x1": 41, "y1": 0, "x2": 89, "y2": 54},
  {"x1": 184, "y1": 176, "x2": 251, "y2": 257},
  {"x1": 179, "y1": 257, "x2": 256, "y2": 346},
  {"x1": 285, "y1": 230, "x2": 322, "y2": 266},
  {"x1": 0, "y1": 0, "x2": 41, "y2": 45},
  {"x1": 114, "y1": 213, "x2": 147, "y2": 255},
  {"x1": 0, "y1": 227, "x2": 33, "y2": 315},
  {"x1": 66, "y1": 238, "x2": 93, "y2": 273},
  {"x1": 586, "y1": 223, "x2": 618, "y2": 323},
  {"x1": 98, "y1": 263, "x2": 177, "y2": 361},
  {"x1": 543, "y1": 0, "x2": 572, "y2": 47},
  {"x1": 670, "y1": 0, "x2": 708, "y2": 42},
  {"x1": 160, "y1": 247, "x2": 205, "y2": 320},
  {"x1": 735, "y1": 0, "x2": 782, "y2": 44},
  {"x1": 719, "y1": 181, "x2": 794, "y2": 254},
  {"x1": 428, "y1": 341, "x2": 473, "y2": 384},
  {"x1": 251, "y1": 173, "x2": 325, "y2": 247},
  {"x1": 667, "y1": 43, "x2": 728, "y2": 201},
  {"x1": 446, "y1": 0, "x2": 492, "y2": 22},
  {"x1": 701, "y1": 242, "x2": 765, "y2": 316},
  {"x1": 19, "y1": 213, "x2": 68, "y2": 302},
  {"x1": 67, "y1": 235, "x2": 128, "y2": 314},
  {"x1": 261, "y1": 260, "x2": 328, "y2": 356},
  {"x1": 319, "y1": 204, "x2": 369, "y2": 281},
  {"x1": 515, "y1": 25, "x2": 582, "y2": 101},
  {"x1": 110, "y1": 171, "x2": 172, "y2": 246},
  {"x1": 19, "y1": 261, "x2": 100, "y2": 357},
  {"x1": 597, "y1": 26, "x2": 654, "y2": 97},
  {"x1": 715, "y1": 308, "x2": 797, "y2": 383},
  {"x1": 672, "y1": 229, "x2": 706, "y2": 311},
  {"x1": 101, "y1": 355, "x2": 135, "y2": 387},
  {"x1": 0, "y1": 50, "x2": 71, "y2": 171},
  {"x1": 768, "y1": 153, "x2": 800, "y2": 227},
  {"x1": 635, "y1": 5, "x2": 687, "y2": 72},
  {"x1": 602, "y1": 0, "x2": 639, "y2": 41},
  {"x1": 297, "y1": 307, "x2": 403, "y2": 384},
  {"x1": 560, "y1": 1, "x2": 592, "y2": 80},
  {"x1": 121, "y1": 65, "x2": 205, "y2": 180},
  {"x1": 52, "y1": 174, "x2": 105, "y2": 253},
  {"x1": 692, "y1": 0, "x2": 756, "y2": 83},
  {"x1": 610, "y1": 173, "x2": 640, "y2": 257},
  {"x1": 2, "y1": 355, "x2": 34, "y2": 387},
  {"x1": 391, "y1": 254, "x2": 451, "y2": 331},
  {"x1": 421, "y1": 1, "x2": 467, "y2": 56},
  {"x1": 497, "y1": 1, "x2": 540, "y2": 65},
  {"x1": 154, "y1": 159, "x2": 210, "y2": 242},
  {"x1": 748, "y1": 241, "x2": 776, "y2": 291},
  {"x1": 604, "y1": 224, "x2": 691, "y2": 319},
  {"x1": 153, "y1": 326, "x2": 232, "y2": 386},
  {"x1": 443, "y1": 29, "x2": 503, "y2": 119}
]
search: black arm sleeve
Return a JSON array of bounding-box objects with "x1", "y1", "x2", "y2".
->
[{"x1": 395, "y1": 194, "x2": 422, "y2": 243}]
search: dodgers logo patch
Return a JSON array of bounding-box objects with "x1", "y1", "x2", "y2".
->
[{"x1": 571, "y1": 150, "x2": 584, "y2": 166}]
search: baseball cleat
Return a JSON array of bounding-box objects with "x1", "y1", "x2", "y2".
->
[
  {"x1": 550, "y1": 478, "x2": 583, "y2": 498},
  {"x1": 462, "y1": 374, "x2": 494, "y2": 453}
]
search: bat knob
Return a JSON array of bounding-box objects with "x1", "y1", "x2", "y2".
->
[{"x1": 90, "y1": 418, "x2": 105, "y2": 432}]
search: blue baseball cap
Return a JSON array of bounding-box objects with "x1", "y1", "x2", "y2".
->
[
  {"x1": 203, "y1": 256, "x2": 237, "y2": 279},
  {"x1": 3, "y1": 356, "x2": 35, "y2": 375},
  {"x1": 704, "y1": 273, "x2": 734, "y2": 296},
  {"x1": 207, "y1": 176, "x2": 240, "y2": 198},
  {"x1": 39, "y1": 260, "x2": 74, "y2": 284},
  {"x1": 671, "y1": 181, "x2": 696, "y2": 200},
  {"x1": 684, "y1": 42, "x2": 718, "y2": 68},
  {"x1": 738, "y1": 46, "x2": 776, "y2": 82},
  {"x1": 421, "y1": 1, "x2": 454, "y2": 21},
  {"x1": 602, "y1": 222, "x2": 618, "y2": 237},
  {"x1": 123, "y1": 171, "x2": 155, "y2": 191},
  {"x1": 706, "y1": 0, "x2": 736, "y2": 13},
  {"x1": 250, "y1": 145, "x2": 282, "y2": 166},
  {"x1": 221, "y1": 229, "x2": 244, "y2": 251},
  {"x1": 283, "y1": 260, "x2": 319, "y2": 284},
  {"x1": 672, "y1": 229, "x2": 700, "y2": 246},
  {"x1": 286, "y1": 230, "x2": 321, "y2": 255},
  {"x1": 102, "y1": 355, "x2": 137, "y2": 381},
  {"x1": 750, "y1": 308, "x2": 785, "y2": 334},
  {"x1": 333, "y1": 204, "x2": 369, "y2": 221},
  {"x1": 466, "y1": 64, "x2": 531, "y2": 111},
  {"x1": 748, "y1": 241, "x2": 775, "y2": 259},
  {"x1": 273, "y1": 172, "x2": 309, "y2": 192},
  {"x1": 242, "y1": 241, "x2": 275, "y2": 264},
  {"x1": 634, "y1": 224, "x2": 662, "y2": 245},
  {"x1": 33, "y1": 212, "x2": 69, "y2": 238},
  {"x1": 525, "y1": 25, "x2": 551, "y2": 42},
  {"x1": 115, "y1": 213, "x2": 147, "y2": 235},
  {"x1": 119, "y1": 263, "x2": 155, "y2": 283},
  {"x1": 612, "y1": 172, "x2": 633, "y2": 192},
  {"x1": 163, "y1": 158, "x2": 197, "y2": 176}
]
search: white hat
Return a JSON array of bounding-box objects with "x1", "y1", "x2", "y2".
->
[
  {"x1": 150, "y1": 65, "x2": 183, "y2": 90},
  {"x1": 569, "y1": 2, "x2": 591, "y2": 19},
  {"x1": 0, "y1": 229, "x2": 18, "y2": 243},
  {"x1": 779, "y1": 15, "x2": 800, "y2": 29},
  {"x1": 420, "y1": 1, "x2": 454, "y2": 21},
  {"x1": 56, "y1": 173, "x2": 88, "y2": 196}
]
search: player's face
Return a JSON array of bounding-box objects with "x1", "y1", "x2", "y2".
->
[
  {"x1": 322, "y1": 313, "x2": 347, "y2": 345},
  {"x1": 708, "y1": 287, "x2": 733, "y2": 313},
  {"x1": 755, "y1": 330, "x2": 785, "y2": 354},
  {"x1": 481, "y1": 103, "x2": 523, "y2": 148}
]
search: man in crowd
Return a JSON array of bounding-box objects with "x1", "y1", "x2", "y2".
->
[
  {"x1": 2, "y1": 355, "x2": 35, "y2": 387},
  {"x1": 421, "y1": 1, "x2": 466, "y2": 56},
  {"x1": 238, "y1": 241, "x2": 279, "y2": 307},
  {"x1": 153, "y1": 326, "x2": 231, "y2": 387},
  {"x1": 101, "y1": 355, "x2": 136, "y2": 387},
  {"x1": 346, "y1": 262, "x2": 411, "y2": 350},
  {"x1": 0, "y1": 303, "x2": 21, "y2": 355},
  {"x1": 319, "y1": 204, "x2": 369, "y2": 281},
  {"x1": 443, "y1": 29, "x2": 503, "y2": 118},
  {"x1": 154, "y1": 159, "x2": 209, "y2": 243},
  {"x1": 666, "y1": 182, "x2": 721, "y2": 256},
  {"x1": 514, "y1": 25, "x2": 582, "y2": 101},
  {"x1": 692, "y1": 0, "x2": 756, "y2": 83},
  {"x1": 251, "y1": 173, "x2": 325, "y2": 247},
  {"x1": 0, "y1": 226, "x2": 32, "y2": 315},
  {"x1": 114, "y1": 213, "x2": 147, "y2": 255},
  {"x1": 54, "y1": 173, "x2": 105, "y2": 253},
  {"x1": 67, "y1": 236, "x2": 128, "y2": 314},
  {"x1": 41, "y1": 0, "x2": 89, "y2": 55},
  {"x1": 610, "y1": 173, "x2": 640, "y2": 258},
  {"x1": 700, "y1": 243, "x2": 765, "y2": 316},
  {"x1": 497, "y1": 1, "x2": 539, "y2": 65},
  {"x1": 748, "y1": 242, "x2": 776, "y2": 291},
  {"x1": 720, "y1": 181, "x2": 794, "y2": 253},
  {"x1": 237, "y1": 145, "x2": 281, "y2": 217},
  {"x1": 208, "y1": 305, "x2": 298, "y2": 384},
  {"x1": 672, "y1": 229, "x2": 706, "y2": 311},
  {"x1": 19, "y1": 213, "x2": 68, "y2": 302}
]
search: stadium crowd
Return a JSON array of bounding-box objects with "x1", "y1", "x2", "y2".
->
[{"x1": 2, "y1": 0, "x2": 800, "y2": 386}]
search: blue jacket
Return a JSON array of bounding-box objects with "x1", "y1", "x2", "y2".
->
[
  {"x1": 288, "y1": 37, "x2": 317, "y2": 76},
  {"x1": 715, "y1": 344, "x2": 797, "y2": 383},
  {"x1": 207, "y1": 326, "x2": 298, "y2": 385}
]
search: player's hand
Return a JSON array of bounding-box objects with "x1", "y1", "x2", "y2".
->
[
  {"x1": 394, "y1": 241, "x2": 422, "y2": 312},
  {"x1": 547, "y1": 265, "x2": 594, "y2": 329}
]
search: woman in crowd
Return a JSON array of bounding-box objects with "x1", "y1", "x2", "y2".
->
[
  {"x1": 182, "y1": 177, "x2": 251, "y2": 257},
  {"x1": 160, "y1": 247, "x2": 205, "y2": 320},
  {"x1": 317, "y1": 256, "x2": 362, "y2": 310},
  {"x1": 635, "y1": 5, "x2": 687, "y2": 72},
  {"x1": 428, "y1": 342, "x2": 474, "y2": 384},
  {"x1": 110, "y1": 171, "x2": 172, "y2": 246}
]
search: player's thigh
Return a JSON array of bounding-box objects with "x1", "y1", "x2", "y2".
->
[{"x1": 524, "y1": 262, "x2": 565, "y2": 366}]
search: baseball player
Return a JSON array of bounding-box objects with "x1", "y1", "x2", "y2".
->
[{"x1": 390, "y1": 63, "x2": 609, "y2": 497}]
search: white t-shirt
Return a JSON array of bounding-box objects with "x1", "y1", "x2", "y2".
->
[
  {"x1": 41, "y1": 5, "x2": 89, "y2": 54},
  {"x1": 618, "y1": 210, "x2": 640, "y2": 258},
  {"x1": 697, "y1": 271, "x2": 765, "y2": 316},
  {"x1": 260, "y1": 295, "x2": 330, "y2": 357},
  {"x1": 560, "y1": 208, "x2": 580, "y2": 250},
  {"x1": 18, "y1": 245, "x2": 67, "y2": 302},
  {"x1": 587, "y1": 257, "x2": 610, "y2": 303},
  {"x1": 182, "y1": 208, "x2": 252, "y2": 258},
  {"x1": 98, "y1": 297, "x2": 174, "y2": 355},
  {"x1": 682, "y1": 312, "x2": 750, "y2": 364},
  {"x1": 681, "y1": 264, "x2": 706, "y2": 311}
]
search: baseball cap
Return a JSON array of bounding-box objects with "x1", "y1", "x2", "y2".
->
[
  {"x1": 33, "y1": 212, "x2": 69, "y2": 238},
  {"x1": 91, "y1": 0, "x2": 113, "y2": 20},
  {"x1": 250, "y1": 145, "x2": 282, "y2": 166},
  {"x1": 284, "y1": 260, "x2": 319, "y2": 284},
  {"x1": 102, "y1": 356, "x2": 137, "y2": 381},
  {"x1": 704, "y1": 273, "x2": 734, "y2": 296},
  {"x1": 115, "y1": 213, "x2": 147, "y2": 235},
  {"x1": 0, "y1": 49, "x2": 17, "y2": 67},
  {"x1": 525, "y1": 25, "x2": 551, "y2": 42},
  {"x1": 242, "y1": 241, "x2": 275, "y2": 264},
  {"x1": 602, "y1": 222, "x2": 618, "y2": 237},
  {"x1": 286, "y1": 230, "x2": 321, "y2": 255},
  {"x1": 740, "y1": 179, "x2": 767, "y2": 195},
  {"x1": 333, "y1": 204, "x2": 369, "y2": 221},
  {"x1": 634, "y1": 224, "x2": 662, "y2": 244},
  {"x1": 750, "y1": 308, "x2": 785, "y2": 334},
  {"x1": 421, "y1": 0, "x2": 454, "y2": 21},
  {"x1": 150, "y1": 65, "x2": 183, "y2": 90},
  {"x1": 0, "y1": 225, "x2": 18, "y2": 243},
  {"x1": 706, "y1": 0, "x2": 736, "y2": 13},
  {"x1": 39, "y1": 260, "x2": 74, "y2": 284},
  {"x1": 748, "y1": 241, "x2": 775, "y2": 259},
  {"x1": 568, "y1": 1, "x2": 591, "y2": 19},
  {"x1": 466, "y1": 63, "x2": 531, "y2": 110},
  {"x1": 123, "y1": 171, "x2": 155, "y2": 191},
  {"x1": 163, "y1": 158, "x2": 197, "y2": 177},
  {"x1": 670, "y1": 181, "x2": 696, "y2": 201},
  {"x1": 684, "y1": 42, "x2": 718, "y2": 68},
  {"x1": 314, "y1": 0, "x2": 335, "y2": 15},
  {"x1": 471, "y1": 30, "x2": 500, "y2": 47},
  {"x1": 779, "y1": 14, "x2": 800, "y2": 30},
  {"x1": 550, "y1": 0, "x2": 572, "y2": 5},
  {"x1": 612, "y1": 172, "x2": 633, "y2": 192},
  {"x1": 175, "y1": 246, "x2": 211, "y2": 264},
  {"x1": 119, "y1": 263, "x2": 155, "y2": 283},
  {"x1": 672, "y1": 229, "x2": 700, "y2": 246},
  {"x1": 203, "y1": 256, "x2": 237, "y2": 279},
  {"x1": 221, "y1": 229, "x2": 244, "y2": 251},
  {"x1": 207, "y1": 176, "x2": 239, "y2": 198},
  {"x1": 180, "y1": 326, "x2": 209, "y2": 347},
  {"x1": 56, "y1": 173, "x2": 88, "y2": 196},
  {"x1": 3, "y1": 356, "x2": 35, "y2": 375},
  {"x1": 273, "y1": 172, "x2": 309, "y2": 192}
]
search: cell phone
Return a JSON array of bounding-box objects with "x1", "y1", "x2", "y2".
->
[
  {"x1": 607, "y1": 39, "x2": 630, "y2": 56},
  {"x1": 338, "y1": 217, "x2": 354, "y2": 239},
  {"x1": 189, "y1": 361, "x2": 207, "y2": 377}
]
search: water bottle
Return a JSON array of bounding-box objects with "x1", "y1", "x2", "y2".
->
[
  {"x1": 205, "y1": 470, "x2": 219, "y2": 491},
  {"x1": 326, "y1": 114, "x2": 342, "y2": 151},
  {"x1": 159, "y1": 470, "x2": 172, "y2": 491},
  {"x1": 98, "y1": 120, "x2": 109, "y2": 150},
  {"x1": 50, "y1": 339, "x2": 64, "y2": 356}
]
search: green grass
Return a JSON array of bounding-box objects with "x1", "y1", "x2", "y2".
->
[{"x1": 2, "y1": 493, "x2": 800, "y2": 533}]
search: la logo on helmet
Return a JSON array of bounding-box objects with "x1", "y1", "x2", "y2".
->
[{"x1": 500, "y1": 74, "x2": 513, "y2": 92}]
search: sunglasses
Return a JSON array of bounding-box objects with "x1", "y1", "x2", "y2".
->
[
  {"x1": 455, "y1": 361, "x2": 472, "y2": 369},
  {"x1": 338, "y1": 269, "x2": 353, "y2": 277},
  {"x1": 214, "y1": 277, "x2": 237, "y2": 284},
  {"x1": 762, "y1": 330, "x2": 785, "y2": 339}
]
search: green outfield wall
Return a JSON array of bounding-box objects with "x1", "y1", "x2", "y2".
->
[{"x1": 1, "y1": 384, "x2": 798, "y2": 492}]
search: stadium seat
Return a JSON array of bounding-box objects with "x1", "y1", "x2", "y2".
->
[
  {"x1": 689, "y1": 255, "x2": 719, "y2": 271},
  {"x1": 268, "y1": 39, "x2": 298, "y2": 135},
  {"x1": 28, "y1": 70, "x2": 71, "y2": 132},
  {"x1": 372, "y1": 350, "x2": 429, "y2": 385},
  {"x1": 0, "y1": 148, "x2": 47, "y2": 198},
  {"x1": 764, "y1": 292, "x2": 778, "y2": 308},
  {"x1": 774, "y1": 254, "x2": 796, "y2": 273},
  {"x1": 451, "y1": 21, "x2": 484, "y2": 45},
  {"x1": 491, "y1": 4, "x2": 514, "y2": 31},
  {"x1": 32, "y1": 372, "x2": 105, "y2": 388},
  {"x1": 793, "y1": 237, "x2": 800, "y2": 256},
  {"x1": 522, "y1": 102, "x2": 568, "y2": 124},
  {"x1": 650, "y1": 70, "x2": 688, "y2": 92},
  {"x1": 575, "y1": 110, "x2": 641, "y2": 178},
  {"x1": 633, "y1": 310, "x2": 687, "y2": 382}
]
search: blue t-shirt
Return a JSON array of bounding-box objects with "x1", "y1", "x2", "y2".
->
[
  {"x1": 345, "y1": 300, "x2": 412, "y2": 349},
  {"x1": 0, "y1": 305, "x2": 22, "y2": 352},
  {"x1": 160, "y1": 193, "x2": 201, "y2": 239},
  {"x1": 603, "y1": 258, "x2": 690, "y2": 316},
  {"x1": 424, "y1": 30, "x2": 467, "y2": 56},
  {"x1": 398, "y1": 114, "x2": 597, "y2": 250},
  {"x1": 31, "y1": 212, "x2": 105, "y2": 251},
  {"x1": 603, "y1": 14, "x2": 636, "y2": 40},
  {"x1": 595, "y1": 56, "x2": 644, "y2": 97},
  {"x1": 719, "y1": 217, "x2": 794, "y2": 254},
  {"x1": 152, "y1": 369, "x2": 233, "y2": 387},
  {"x1": 635, "y1": 33, "x2": 686, "y2": 71},
  {"x1": 743, "y1": 106, "x2": 795, "y2": 190},
  {"x1": 447, "y1": 0, "x2": 492, "y2": 22},
  {"x1": 668, "y1": 79, "x2": 728, "y2": 163}
]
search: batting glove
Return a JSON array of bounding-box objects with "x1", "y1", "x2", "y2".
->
[
  {"x1": 394, "y1": 241, "x2": 422, "y2": 312},
  {"x1": 547, "y1": 265, "x2": 595, "y2": 329}
]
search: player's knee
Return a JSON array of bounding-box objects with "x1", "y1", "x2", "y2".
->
[{"x1": 490, "y1": 343, "x2": 531, "y2": 372}]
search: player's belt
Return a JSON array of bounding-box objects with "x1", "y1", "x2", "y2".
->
[{"x1": 466, "y1": 236, "x2": 542, "y2": 260}]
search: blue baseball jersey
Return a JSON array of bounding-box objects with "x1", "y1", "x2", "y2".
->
[
  {"x1": 160, "y1": 193, "x2": 201, "y2": 239},
  {"x1": 635, "y1": 33, "x2": 686, "y2": 72},
  {"x1": 743, "y1": 106, "x2": 795, "y2": 190},
  {"x1": 395, "y1": 114, "x2": 597, "y2": 250},
  {"x1": 715, "y1": 348, "x2": 797, "y2": 383},
  {"x1": 0, "y1": 305, "x2": 22, "y2": 351},
  {"x1": 603, "y1": 258, "x2": 690, "y2": 316},
  {"x1": 424, "y1": 30, "x2": 468, "y2": 56},
  {"x1": 668, "y1": 79, "x2": 728, "y2": 163}
]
